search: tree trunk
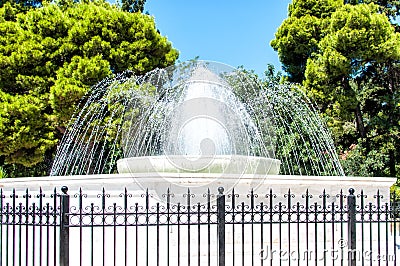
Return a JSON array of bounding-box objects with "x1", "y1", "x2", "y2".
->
[
  {"x1": 355, "y1": 103, "x2": 366, "y2": 139},
  {"x1": 344, "y1": 76, "x2": 367, "y2": 140},
  {"x1": 389, "y1": 149, "x2": 396, "y2": 177}
]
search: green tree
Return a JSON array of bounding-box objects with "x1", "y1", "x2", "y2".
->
[
  {"x1": 0, "y1": 1, "x2": 178, "y2": 176},
  {"x1": 272, "y1": 0, "x2": 400, "y2": 177},
  {"x1": 303, "y1": 3, "x2": 400, "y2": 176}
]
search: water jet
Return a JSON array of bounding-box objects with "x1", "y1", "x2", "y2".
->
[{"x1": 50, "y1": 61, "x2": 344, "y2": 184}]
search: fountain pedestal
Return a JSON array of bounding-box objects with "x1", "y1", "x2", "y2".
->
[{"x1": 117, "y1": 155, "x2": 281, "y2": 175}]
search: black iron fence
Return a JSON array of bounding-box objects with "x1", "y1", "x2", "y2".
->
[{"x1": 0, "y1": 186, "x2": 399, "y2": 266}]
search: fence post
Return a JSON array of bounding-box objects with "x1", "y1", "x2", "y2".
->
[
  {"x1": 60, "y1": 186, "x2": 70, "y2": 266},
  {"x1": 217, "y1": 187, "x2": 225, "y2": 266},
  {"x1": 347, "y1": 188, "x2": 356, "y2": 266}
]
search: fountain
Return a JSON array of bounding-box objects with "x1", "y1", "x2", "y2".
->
[
  {"x1": 39, "y1": 60, "x2": 369, "y2": 199},
  {"x1": 50, "y1": 61, "x2": 344, "y2": 180}
]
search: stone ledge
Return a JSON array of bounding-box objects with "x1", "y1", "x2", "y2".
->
[{"x1": 0, "y1": 174, "x2": 395, "y2": 203}]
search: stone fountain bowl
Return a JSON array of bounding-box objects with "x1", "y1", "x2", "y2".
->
[{"x1": 117, "y1": 155, "x2": 281, "y2": 175}]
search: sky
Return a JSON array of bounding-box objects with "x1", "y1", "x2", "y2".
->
[{"x1": 145, "y1": 0, "x2": 292, "y2": 76}]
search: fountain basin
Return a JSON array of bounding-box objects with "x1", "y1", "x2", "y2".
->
[{"x1": 117, "y1": 155, "x2": 281, "y2": 175}]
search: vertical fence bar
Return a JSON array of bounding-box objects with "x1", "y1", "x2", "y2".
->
[
  {"x1": 231, "y1": 189, "x2": 236, "y2": 266},
  {"x1": 279, "y1": 201, "x2": 283, "y2": 266},
  {"x1": 32, "y1": 201, "x2": 36, "y2": 266},
  {"x1": 331, "y1": 201, "x2": 335, "y2": 266},
  {"x1": 197, "y1": 202, "x2": 201, "y2": 266},
  {"x1": 177, "y1": 202, "x2": 181, "y2": 266},
  {"x1": 101, "y1": 188, "x2": 106, "y2": 266},
  {"x1": 217, "y1": 187, "x2": 225, "y2": 266},
  {"x1": 392, "y1": 194, "x2": 397, "y2": 266},
  {"x1": 347, "y1": 188, "x2": 356, "y2": 266},
  {"x1": 113, "y1": 203, "x2": 117, "y2": 266},
  {"x1": 18, "y1": 202, "x2": 22, "y2": 266},
  {"x1": 285, "y1": 190, "x2": 292, "y2": 266},
  {"x1": 145, "y1": 189, "x2": 149, "y2": 266},
  {"x1": 207, "y1": 189, "x2": 211, "y2": 266},
  {"x1": 297, "y1": 202, "x2": 301, "y2": 266},
  {"x1": 123, "y1": 189, "x2": 128, "y2": 266},
  {"x1": 368, "y1": 202, "x2": 373, "y2": 266},
  {"x1": 156, "y1": 202, "x2": 160, "y2": 266},
  {"x1": 241, "y1": 201, "x2": 245, "y2": 266},
  {"x1": 187, "y1": 189, "x2": 191, "y2": 266},
  {"x1": 6, "y1": 202, "x2": 9, "y2": 266},
  {"x1": 384, "y1": 202, "x2": 389, "y2": 266},
  {"x1": 12, "y1": 189, "x2": 16, "y2": 266},
  {"x1": 38, "y1": 188, "x2": 43, "y2": 266},
  {"x1": 376, "y1": 190, "x2": 382, "y2": 266},
  {"x1": 360, "y1": 190, "x2": 365, "y2": 266},
  {"x1": 52, "y1": 188, "x2": 57, "y2": 266},
  {"x1": 90, "y1": 203, "x2": 94, "y2": 266},
  {"x1": 269, "y1": 189, "x2": 274, "y2": 266},
  {"x1": 321, "y1": 190, "x2": 328, "y2": 266},
  {"x1": 123, "y1": 188, "x2": 128, "y2": 266},
  {"x1": 338, "y1": 190, "x2": 345, "y2": 266},
  {"x1": 135, "y1": 202, "x2": 138, "y2": 266},
  {"x1": 45, "y1": 202, "x2": 50, "y2": 266},
  {"x1": 166, "y1": 189, "x2": 170, "y2": 266},
  {"x1": 250, "y1": 189, "x2": 255, "y2": 266},
  {"x1": 78, "y1": 188, "x2": 83, "y2": 266},
  {"x1": 304, "y1": 189, "x2": 310, "y2": 266},
  {"x1": 60, "y1": 186, "x2": 70, "y2": 266},
  {"x1": 260, "y1": 201, "x2": 264, "y2": 266},
  {"x1": 313, "y1": 202, "x2": 317, "y2": 265},
  {"x1": 0, "y1": 188, "x2": 3, "y2": 266}
]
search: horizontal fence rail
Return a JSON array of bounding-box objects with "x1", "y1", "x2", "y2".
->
[{"x1": 1, "y1": 186, "x2": 399, "y2": 266}]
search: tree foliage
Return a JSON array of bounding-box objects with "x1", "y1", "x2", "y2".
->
[
  {"x1": 121, "y1": 0, "x2": 146, "y2": 13},
  {"x1": 0, "y1": 1, "x2": 178, "y2": 175},
  {"x1": 271, "y1": 0, "x2": 343, "y2": 82},
  {"x1": 272, "y1": 0, "x2": 400, "y2": 177},
  {"x1": 0, "y1": 0, "x2": 43, "y2": 9},
  {"x1": 271, "y1": 0, "x2": 399, "y2": 83},
  {"x1": 345, "y1": 0, "x2": 400, "y2": 21}
]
